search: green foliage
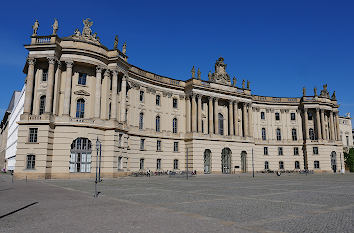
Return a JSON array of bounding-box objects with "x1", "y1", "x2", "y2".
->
[{"x1": 344, "y1": 148, "x2": 354, "y2": 172}]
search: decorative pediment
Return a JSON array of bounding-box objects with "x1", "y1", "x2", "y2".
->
[
  {"x1": 74, "y1": 90, "x2": 90, "y2": 96},
  {"x1": 208, "y1": 57, "x2": 231, "y2": 85},
  {"x1": 69, "y1": 18, "x2": 101, "y2": 45}
]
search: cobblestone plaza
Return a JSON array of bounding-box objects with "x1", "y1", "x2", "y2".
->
[{"x1": 1, "y1": 174, "x2": 353, "y2": 232}]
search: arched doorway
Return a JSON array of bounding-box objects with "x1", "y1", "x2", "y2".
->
[
  {"x1": 70, "y1": 138, "x2": 92, "y2": 173},
  {"x1": 221, "y1": 148, "x2": 231, "y2": 174},
  {"x1": 204, "y1": 149, "x2": 211, "y2": 174},
  {"x1": 330, "y1": 151, "x2": 337, "y2": 173},
  {"x1": 241, "y1": 151, "x2": 247, "y2": 173}
]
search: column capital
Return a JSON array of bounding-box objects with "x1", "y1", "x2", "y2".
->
[
  {"x1": 122, "y1": 74, "x2": 128, "y2": 81},
  {"x1": 96, "y1": 66, "x2": 104, "y2": 73},
  {"x1": 304, "y1": 108, "x2": 308, "y2": 112},
  {"x1": 315, "y1": 108, "x2": 320, "y2": 112},
  {"x1": 27, "y1": 57, "x2": 36, "y2": 65},
  {"x1": 65, "y1": 60, "x2": 74, "y2": 68},
  {"x1": 111, "y1": 68, "x2": 119, "y2": 76},
  {"x1": 47, "y1": 57, "x2": 56, "y2": 64},
  {"x1": 213, "y1": 97, "x2": 218, "y2": 101},
  {"x1": 104, "y1": 69, "x2": 111, "y2": 77},
  {"x1": 233, "y1": 100, "x2": 239, "y2": 104}
]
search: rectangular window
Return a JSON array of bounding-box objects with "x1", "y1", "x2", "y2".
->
[
  {"x1": 279, "y1": 161, "x2": 284, "y2": 169},
  {"x1": 69, "y1": 152, "x2": 91, "y2": 173},
  {"x1": 118, "y1": 134, "x2": 123, "y2": 147},
  {"x1": 26, "y1": 155, "x2": 35, "y2": 169},
  {"x1": 29, "y1": 128, "x2": 38, "y2": 143},
  {"x1": 291, "y1": 112, "x2": 296, "y2": 121},
  {"x1": 262, "y1": 128, "x2": 266, "y2": 140},
  {"x1": 42, "y1": 69, "x2": 48, "y2": 81},
  {"x1": 118, "y1": 157, "x2": 122, "y2": 170},
  {"x1": 140, "y1": 139, "x2": 145, "y2": 150},
  {"x1": 173, "y1": 159, "x2": 179, "y2": 169},
  {"x1": 346, "y1": 136, "x2": 349, "y2": 146},
  {"x1": 78, "y1": 73, "x2": 87, "y2": 85},
  {"x1": 313, "y1": 147, "x2": 319, "y2": 155},
  {"x1": 275, "y1": 112, "x2": 280, "y2": 121},
  {"x1": 173, "y1": 98, "x2": 178, "y2": 108},
  {"x1": 308, "y1": 112, "x2": 313, "y2": 120},
  {"x1": 156, "y1": 95, "x2": 160, "y2": 106},
  {"x1": 294, "y1": 147, "x2": 299, "y2": 155},
  {"x1": 140, "y1": 158, "x2": 144, "y2": 170},
  {"x1": 278, "y1": 147, "x2": 283, "y2": 156},
  {"x1": 173, "y1": 142, "x2": 179, "y2": 152},
  {"x1": 157, "y1": 159, "x2": 161, "y2": 170},
  {"x1": 139, "y1": 90, "x2": 144, "y2": 102},
  {"x1": 264, "y1": 147, "x2": 268, "y2": 155},
  {"x1": 157, "y1": 140, "x2": 161, "y2": 151},
  {"x1": 314, "y1": 160, "x2": 320, "y2": 169},
  {"x1": 261, "y1": 112, "x2": 265, "y2": 120}
]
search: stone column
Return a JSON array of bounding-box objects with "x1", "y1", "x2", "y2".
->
[
  {"x1": 208, "y1": 97, "x2": 213, "y2": 134},
  {"x1": 197, "y1": 95, "x2": 202, "y2": 132},
  {"x1": 242, "y1": 102, "x2": 248, "y2": 137},
  {"x1": 335, "y1": 112, "x2": 340, "y2": 140},
  {"x1": 186, "y1": 96, "x2": 191, "y2": 132},
  {"x1": 248, "y1": 104, "x2": 253, "y2": 137},
  {"x1": 316, "y1": 108, "x2": 322, "y2": 140},
  {"x1": 304, "y1": 108, "x2": 309, "y2": 139},
  {"x1": 63, "y1": 60, "x2": 73, "y2": 116},
  {"x1": 228, "y1": 101, "x2": 233, "y2": 136},
  {"x1": 191, "y1": 95, "x2": 197, "y2": 132},
  {"x1": 24, "y1": 58, "x2": 36, "y2": 114},
  {"x1": 214, "y1": 98, "x2": 219, "y2": 134},
  {"x1": 329, "y1": 111, "x2": 335, "y2": 140},
  {"x1": 94, "y1": 66, "x2": 102, "y2": 118},
  {"x1": 120, "y1": 75, "x2": 127, "y2": 122},
  {"x1": 321, "y1": 109, "x2": 326, "y2": 140},
  {"x1": 45, "y1": 57, "x2": 56, "y2": 114},
  {"x1": 111, "y1": 69, "x2": 118, "y2": 120},
  {"x1": 101, "y1": 70, "x2": 110, "y2": 120},
  {"x1": 234, "y1": 101, "x2": 238, "y2": 136}
]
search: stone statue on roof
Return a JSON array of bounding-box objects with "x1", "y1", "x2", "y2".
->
[
  {"x1": 331, "y1": 91, "x2": 336, "y2": 100},
  {"x1": 320, "y1": 84, "x2": 330, "y2": 98},
  {"x1": 209, "y1": 57, "x2": 231, "y2": 85},
  {"x1": 122, "y1": 42, "x2": 127, "y2": 55},
  {"x1": 233, "y1": 77, "x2": 236, "y2": 87},
  {"x1": 197, "y1": 68, "x2": 201, "y2": 80},
  {"x1": 71, "y1": 18, "x2": 100, "y2": 45},
  {"x1": 303, "y1": 87, "x2": 306, "y2": 96},
  {"x1": 247, "y1": 80, "x2": 250, "y2": 89},
  {"x1": 114, "y1": 35, "x2": 119, "y2": 50},
  {"x1": 208, "y1": 71, "x2": 212, "y2": 81},
  {"x1": 242, "y1": 80, "x2": 245, "y2": 89},
  {"x1": 191, "y1": 66, "x2": 195, "y2": 78},
  {"x1": 52, "y1": 18, "x2": 58, "y2": 35},
  {"x1": 314, "y1": 87, "x2": 317, "y2": 97},
  {"x1": 32, "y1": 20, "x2": 39, "y2": 36}
]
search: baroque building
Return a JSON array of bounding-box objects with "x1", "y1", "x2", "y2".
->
[{"x1": 15, "y1": 19, "x2": 345, "y2": 179}]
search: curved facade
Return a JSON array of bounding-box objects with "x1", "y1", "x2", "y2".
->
[{"x1": 15, "y1": 19, "x2": 344, "y2": 179}]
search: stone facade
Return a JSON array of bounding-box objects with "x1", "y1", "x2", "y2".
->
[
  {"x1": 14, "y1": 19, "x2": 345, "y2": 179},
  {"x1": 339, "y1": 115, "x2": 353, "y2": 152}
]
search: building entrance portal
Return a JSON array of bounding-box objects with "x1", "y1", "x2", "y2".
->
[
  {"x1": 241, "y1": 151, "x2": 247, "y2": 173},
  {"x1": 204, "y1": 149, "x2": 211, "y2": 174},
  {"x1": 221, "y1": 148, "x2": 231, "y2": 174},
  {"x1": 331, "y1": 151, "x2": 337, "y2": 173}
]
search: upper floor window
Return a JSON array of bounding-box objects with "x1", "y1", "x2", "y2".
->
[
  {"x1": 39, "y1": 95, "x2": 46, "y2": 115},
  {"x1": 309, "y1": 128, "x2": 315, "y2": 140},
  {"x1": 290, "y1": 112, "x2": 296, "y2": 121},
  {"x1": 292, "y1": 129, "x2": 297, "y2": 141},
  {"x1": 173, "y1": 142, "x2": 179, "y2": 152},
  {"x1": 156, "y1": 116, "x2": 161, "y2": 132},
  {"x1": 140, "y1": 139, "x2": 145, "y2": 150},
  {"x1": 76, "y1": 99, "x2": 85, "y2": 118},
  {"x1": 78, "y1": 73, "x2": 87, "y2": 85},
  {"x1": 313, "y1": 147, "x2": 319, "y2": 155},
  {"x1": 139, "y1": 112, "x2": 144, "y2": 130},
  {"x1": 42, "y1": 69, "x2": 48, "y2": 81},
  {"x1": 275, "y1": 112, "x2": 280, "y2": 121},
  {"x1": 139, "y1": 90, "x2": 144, "y2": 102},
  {"x1": 279, "y1": 161, "x2": 284, "y2": 170},
  {"x1": 218, "y1": 113, "x2": 224, "y2": 135},
  {"x1": 140, "y1": 158, "x2": 144, "y2": 170},
  {"x1": 264, "y1": 147, "x2": 268, "y2": 155},
  {"x1": 278, "y1": 147, "x2": 283, "y2": 155},
  {"x1": 29, "y1": 128, "x2": 38, "y2": 143},
  {"x1": 276, "y1": 128, "x2": 281, "y2": 141},
  {"x1": 156, "y1": 95, "x2": 161, "y2": 106},
  {"x1": 157, "y1": 159, "x2": 161, "y2": 170},
  {"x1": 173, "y1": 98, "x2": 178, "y2": 108},
  {"x1": 172, "y1": 118, "x2": 178, "y2": 134},
  {"x1": 261, "y1": 128, "x2": 266, "y2": 140},
  {"x1": 157, "y1": 140, "x2": 162, "y2": 151},
  {"x1": 261, "y1": 111, "x2": 265, "y2": 120},
  {"x1": 308, "y1": 112, "x2": 313, "y2": 120},
  {"x1": 26, "y1": 155, "x2": 36, "y2": 169}
]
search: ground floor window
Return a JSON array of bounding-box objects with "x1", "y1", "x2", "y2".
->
[
  {"x1": 173, "y1": 159, "x2": 179, "y2": 169},
  {"x1": 118, "y1": 157, "x2": 122, "y2": 170},
  {"x1": 70, "y1": 153, "x2": 91, "y2": 172},
  {"x1": 264, "y1": 161, "x2": 269, "y2": 170},
  {"x1": 314, "y1": 160, "x2": 320, "y2": 169},
  {"x1": 295, "y1": 161, "x2": 300, "y2": 169},
  {"x1": 279, "y1": 161, "x2": 284, "y2": 170},
  {"x1": 157, "y1": 159, "x2": 161, "y2": 170},
  {"x1": 264, "y1": 147, "x2": 268, "y2": 155},
  {"x1": 294, "y1": 147, "x2": 299, "y2": 155},
  {"x1": 26, "y1": 155, "x2": 35, "y2": 169},
  {"x1": 140, "y1": 158, "x2": 144, "y2": 170},
  {"x1": 173, "y1": 142, "x2": 179, "y2": 152},
  {"x1": 278, "y1": 147, "x2": 283, "y2": 155}
]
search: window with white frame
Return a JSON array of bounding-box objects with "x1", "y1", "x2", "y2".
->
[
  {"x1": 78, "y1": 72, "x2": 87, "y2": 85},
  {"x1": 26, "y1": 155, "x2": 35, "y2": 169},
  {"x1": 69, "y1": 138, "x2": 92, "y2": 173},
  {"x1": 76, "y1": 99, "x2": 85, "y2": 118},
  {"x1": 139, "y1": 112, "x2": 144, "y2": 130},
  {"x1": 173, "y1": 159, "x2": 179, "y2": 169},
  {"x1": 156, "y1": 115, "x2": 161, "y2": 132},
  {"x1": 29, "y1": 128, "x2": 38, "y2": 143},
  {"x1": 42, "y1": 69, "x2": 48, "y2": 81},
  {"x1": 39, "y1": 95, "x2": 46, "y2": 115},
  {"x1": 218, "y1": 113, "x2": 224, "y2": 135},
  {"x1": 172, "y1": 118, "x2": 178, "y2": 133}
]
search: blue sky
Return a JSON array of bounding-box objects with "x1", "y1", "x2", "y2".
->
[{"x1": 0, "y1": 0, "x2": 353, "y2": 123}]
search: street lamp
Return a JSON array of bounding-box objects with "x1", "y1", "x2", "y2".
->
[{"x1": 94, "y1": 137, "x2": 101, "y2": 198}]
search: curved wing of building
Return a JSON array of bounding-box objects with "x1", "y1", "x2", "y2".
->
[{"x1": 15, "y1": 19, "x2": 344, "y2": 179}]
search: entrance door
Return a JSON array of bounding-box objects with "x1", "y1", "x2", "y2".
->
[
  {"x1": 204, "y1": 149, "x2": 211, "y2": 174},
  {"x1": 221, "y1": 148, "x2": 231, "y2": 174},
  {"x1": 241, "y1": 151, "x2": 247, "y2": 173},
  {"x1": 331, "y1": 151, "x2": 337, "y2": 173}
]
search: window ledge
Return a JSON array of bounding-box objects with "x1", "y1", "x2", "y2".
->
[{"x1": 26, "y1": 142, "x2": 39, "y2": 144}]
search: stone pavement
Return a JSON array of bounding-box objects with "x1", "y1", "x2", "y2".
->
[{"x1": 0, "y1": 173, "x2": 353, "y2": 233}]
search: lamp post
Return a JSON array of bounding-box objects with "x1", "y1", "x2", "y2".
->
[
  {"x1": 186, "y1": 148, "x2": 189, "y2": 180},
  {"x1": 94, "y1": 137, "x2": 101, "y2": 198},
  {"x1": 252, "y1": 148, "x2": 254, "y2": 178}
]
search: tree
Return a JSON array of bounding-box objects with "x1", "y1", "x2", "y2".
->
[{"x1": 344, "y1": 148, "x2": 354, "y2": 172}]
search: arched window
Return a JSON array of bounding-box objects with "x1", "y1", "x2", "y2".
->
[
  {"x1": 70, "y1": 138, "x2": 92, "y2": 173},
  {"x1": 76, "y1": 99, "x2": 85, "y2": 118},
  {"x1": 309, "y1": 128, "x2": 315, "y2": 140},
  {"x1": 295, "y1": 161, "x2": 300, "y2": 169},
  {"x1": 156, "y1": 115, "x2": 160, "y2": 132},
  {"x1": 264, "y1": 161, "x2": 269, "y2": 170},
  {"x1": 261, "y1": 128, "x2": 266, "y2": 140},
  {"x1": 292, "y1": 129, "x2": 297, "y2": 141},
  {"x1": 139, "y1": 112, "x2": 144, "y2": 130},
  {"x1": 218, "y1": 113, "x2": 224, "y2": 135},
  {"x1": 172, "y1": 118, "x2": 178, "y2": 134},
  {"x1": 39, "y1": 95, "x2": 46, "y2": 115},
  {"x1": 276, "y1": 128, "x2": 281, "y2": 141}
]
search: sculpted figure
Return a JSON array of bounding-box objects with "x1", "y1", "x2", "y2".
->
[
  {"x1": 82, "y1": 18, "x2": 93, "y2": 37},
  {"x1": 242, "y1": 80, "x2": 245, "y2": 89},
  {"x1": 191, "y1": 66, "x2": 195, "y2": 78},
  {"x1": 208, "y1": 71, "x2": 212, "y2": 81},
  {"x1": 247, "y1": 80, "x2": 250, "y2": 89},
  {"x1": 74, "y1": 28, "x2": 81, "y2": 37},
  {"x1": 233, "y1": 77, "x2": 236, "y2": 86},
  {"x1": 197, "y1": 68, "x2": 201, "y2": 79},
  {"x1": 314, "y1": 87, "x2": 317, "y2": 96},
  {"x1": 331, "y1": 91, "x2": 336, "y2": 100},
  {"x1": 114, "y1": 35, "x2": 119, "y2": 50},
  {"x1": 122, "y1": 42, "x2": 127, "y2": 55},
  {"x1": 303, "y1": 87, "x2": 306, "y2": 96},
  {"x1": 32, "y1": 20, "x2": 39, "y2": 36},
  {"x1": 52, "y1": 18, "x2": 58, "y2": 35}
]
